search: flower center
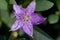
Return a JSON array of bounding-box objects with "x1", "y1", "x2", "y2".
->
[{"x1": 24, "y1": 15, "x2": 29, "y2": 21}]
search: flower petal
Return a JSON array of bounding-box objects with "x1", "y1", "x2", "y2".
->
[
  {"x1": 13, "y1": 4, "x2": 25, "y2": 14},
  {"x1": 10, "y1": 20, "x2": 23, "y2": 31},
  {"x1": 31, "y1": 13, "x2": 46, "y2": 25},
  {"x1": 22, "y1": 20, "x2": 33, "y2": 37},
  {"x1": 26, "y1": 0, "x2": 36, "y2": 13}
]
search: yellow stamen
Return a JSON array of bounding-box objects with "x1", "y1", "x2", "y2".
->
[{"x1": 24, "y1": 16, "x2": 29, "y2": 21}]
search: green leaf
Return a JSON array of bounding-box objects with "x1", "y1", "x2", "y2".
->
[
  {"x1": 0, "y1": 0, "x2": 9, "y2": 27},
  {"x1": 9, "y1": 0, "x2": 16, "y2": 4},
  {"x1": 0, "y1": 10, "x2": 11, "y2": 27},
  {"x1": 55, "y1": 0, "x2": 60, "y2": 11},
  {"x1": 19, "y1": 29, "x2": 25, "y2": 36},
  {"x1": 48, "y1": 14, "x2": 59, "y2": 24},
  {"x1": 8, "y1": 13, "x2": 15, "y2": 28},
  {"x1": 0, "y1": 13, "x2": 2, "y2": 27},
  {"x1": 33, "y1": 27, "x2": 53, "y2": 40},
  {"x1": 0, "y1": 0, "x2": 7, "y2": 10},
  {"x1": 55, "y1": 11, "x2": 60, "y2": 16},
  {"x1": 0, "y1": 20, "x2": 2, "y2": 28},
  {"x1": 0, "y1": 35, "x2": 6, "y2": 40},
  {"x1": 35, "y1": 0, "x2": 54, "y2": 11},
  {"x1": 56, "y1": 36, "x2": 60, "y2": 40},
  {"x1": 1, "y1": 9, "x2": 15, "y2": 28},
  {"x1": 22, "y1": 0, "x2": 32, "y2": 7},
  {"x1": 0, "y1": 0, "x2": 15, "y2": 28},
  {"x1": 1, "y1": 10, "x2": 9, "y2": 23}
]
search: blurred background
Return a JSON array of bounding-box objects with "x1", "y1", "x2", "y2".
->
[{"x1": 0, "y1": 0, "x2": 60, "y2": 40}]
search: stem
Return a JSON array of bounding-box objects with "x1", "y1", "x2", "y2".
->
[{"x1": 9, "y1": 31, "x2": 18, "y2": 40}]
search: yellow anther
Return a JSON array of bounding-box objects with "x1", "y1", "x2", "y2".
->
[{"x1": 24, "y1": 16, "x2": 29, "y2": 21}]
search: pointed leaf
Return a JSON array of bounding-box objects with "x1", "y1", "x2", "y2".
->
[
  {"x1": 0, "y1": 20, "x2": 2, "y2": 28},
  {"x1": 1, "y1": 10, "x2": 10, "y2": 25},
  {"x1": 35, "y1": 0, "x2": 54, "y2": 11},
  {"x1": 48, "y1": 14, "x2": 59, "y2": 24},
  {"x1": 33, "y1": 27, "x2": 53, "y2": 40},
  {"x1": 9, "y1": 0, "x2": 16, "y2": 4},
  {"x1": 0, "y1": 0, "x2": 7, "y2": 10},
  {"x1": 55, "y1": 0, "x2": 60, "y2": 11}
]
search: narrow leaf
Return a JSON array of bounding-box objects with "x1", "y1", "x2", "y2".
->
[{"x1": 33, "y1": 27, "x2": 53, "y2": 40}]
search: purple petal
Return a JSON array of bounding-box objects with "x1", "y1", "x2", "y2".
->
[
  {"x1": 13, "y1": 4, "x2": 25, "y2": 15},
  {"x1": 26, "y1": 0, "x2": 36, "y2": 13},
  {"x1": 10, "y1": 20, "x2": 23, "y2": 31},
  {"x1": 31, "y1": 13, "x2": 46, "y2": 25},
  {"x1": 22, "y1": 20, "x2": 33, "y2": 37}
]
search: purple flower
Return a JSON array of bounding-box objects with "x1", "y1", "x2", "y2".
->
[{"x1": 10, "y1": 0, "x2": 46, "y2": 37}]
